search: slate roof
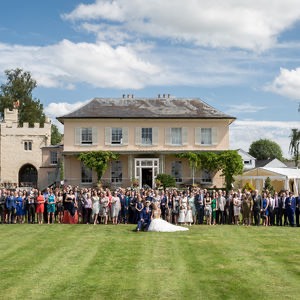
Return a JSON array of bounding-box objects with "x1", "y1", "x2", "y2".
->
[
  {"x1": 57, "y1": 97, "x2": 235, "y2": 123},
  {"x1": 256, "y1": 158, "x2": 287, "y2": 168},
  {"x1": 254, "y1": 159, "x2": 272, "y2": 168}
]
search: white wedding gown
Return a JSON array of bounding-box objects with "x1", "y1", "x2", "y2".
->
[{"x1": 148, "y1": 211, "x2": 189, "y2": 232}]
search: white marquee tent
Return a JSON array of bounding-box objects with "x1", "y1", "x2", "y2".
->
[{"x1": 239, "y1": 167, "x2": 300, "y2": 194}]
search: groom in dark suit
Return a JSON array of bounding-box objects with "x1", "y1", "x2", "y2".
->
[{"x1": 136, "y1": 202, "x2": 152, "y2": 231}]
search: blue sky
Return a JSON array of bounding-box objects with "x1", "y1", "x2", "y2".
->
[{"x1": 0, "y1": 0, "x2": 299, "y2": 157}]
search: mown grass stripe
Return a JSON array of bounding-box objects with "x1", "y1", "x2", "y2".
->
[{"x1": 1, "y1": 225, "x2": 300, "y2": 300}]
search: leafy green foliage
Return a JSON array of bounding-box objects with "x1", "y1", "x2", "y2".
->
[
  {"x1": 198, "y1": 152, "x2": 220, "y2": 171},
  {"x1": 176, "y1": 151, "x2": 221, "y2": 172},
  {"x1": 0, "y1": 68, "x2": 45, "y2": 126},
  {"x1": 242, "y1": 182, "x2": 255, "y2": 192},
  {"x1": 176, "y1": 150, "x2": 243, "y2": 190},
  {"x1": 176, "y1": 152, "x2": 201, "y2": 169},
  {"x1": 51, "y1": 124, "x2": 63, "y2": 145},
  {"x1": 78, "y1": 151, "x2": 119, "y2": 181},
  {"x1": 289, "y1": 128, "x2": 300, "y2": 167},
  {"x1": 249, "y1": 139, "x2": 283, "y2": 161},
  {"x1": 218, "y1": 150, "x2": 244, "y2": 191},
  {"x1": 263, "y1": 177, "x2": 275, "y2": 194},
  {"x1": 156, "y1": 173, "x2": 176, "y2": 189}
]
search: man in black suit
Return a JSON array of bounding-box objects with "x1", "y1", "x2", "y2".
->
[
  {"x1": 285, "y1": 191, "x2": 296, "y2": 227},
  {"x1": 296, "y1": 194, "x2": 300, "y2": 227},
  {"x1": 136, "y1": 201, "x2": 152, "y2": 231},
  {"x1": 0, "y1": 189, "x2": 6, "y2": 224}
]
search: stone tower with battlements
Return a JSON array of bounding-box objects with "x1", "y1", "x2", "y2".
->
[{"x1": 0, "y1": 108, "x2": 51, "y2": 189}]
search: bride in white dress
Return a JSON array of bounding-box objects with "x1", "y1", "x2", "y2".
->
[{"x1": 148, "y1": 204, "x2": 188, "y2": 232}]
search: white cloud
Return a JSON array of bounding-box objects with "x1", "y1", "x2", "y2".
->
[
  {"x1": 44, "y1": 100, "x2": 90, "y2": 131},
  {"x1": 62, "y1": 1, "x2": 125, "y2": 22},
  {"x1": 230, "y1": 120, "x2": 299, "y2": 158},
  {"x1": 0, "y1": 40, "x2": 161, "y2": 89},
  {"x1": 45, "y1": 100, "x2": 89, "y2": 118},
  {"x1": 265, "y1": 67, "x2": 300, "y2": 100},
  {"x1": 2, "y1": 1, "x2": 300, "y2": 92},
  {"x1": 0, "y1": 39, "x2": 257, "y2": 90},
  {"x1": 63, "y1": 0, "x2": 300, "y2": 51},
  {"x1": 80, "y1": 23, "x2": 131, "y2": 46},
  {"x1": 226, "y1": 103, "x2": 266, "y2": 115}
]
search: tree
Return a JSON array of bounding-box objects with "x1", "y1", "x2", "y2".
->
[
  {"x1": 263, "y1": 177, "x2": 274, "y2": 194},
  {"x1": 218, "y1": 150, "x2": 244, "y2": 191},
  {"x1": 242, "y1": 182, "x2": 255, "y2": 193},
  {"x1": 155, "y1": 174, "x2": 176, "y2": 189},
  {"x1": 0, "y1": 68, "x2": 45, "y2": 126},
  {"x1": 249, "y1": 139, "x2": 283, "y2": 161},
  {"x1": 176, "y1": 152, "x2": 201, "y2": 169},
  {"x1": 289, "y1": 128, "x2": 300, "y2": 167},
  {"x1": 51, "y1": 124, "x2": 63, "y2": 145},
  {"x1": 78, "y1": 151, "x2": 119, "y2": 182},
  {"x1": 176, "y1": 152, "x2": 221, "y2": 185},
  {"x1": 176, "y1": 151, "x2": 243, "y2": 190},
  {"x1": 198, "y1": 152, "x2": 220, "y2": 172},
  {"x1": 176, "y1": 152, "x2": 201, "y2": 185}
]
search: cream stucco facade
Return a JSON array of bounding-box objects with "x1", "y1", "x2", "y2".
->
[
  {"x1": 59, "y1": 97, "x2": 235, "y2": 189},
  {"x1": 63, "y1": 119, "x2": 230, "y2": 153}
]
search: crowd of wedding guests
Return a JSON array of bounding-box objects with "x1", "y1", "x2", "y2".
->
[{"x1": 0, "y1": 185, "x2": 299, "y2": 227}]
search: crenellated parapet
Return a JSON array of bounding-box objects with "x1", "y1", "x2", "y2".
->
[
  {"x1": 2, "y1": 108, "x2": 51, "y2": 127},
  {"x1": 1, "y1": 108, "x2": 51, "y2": 139}
]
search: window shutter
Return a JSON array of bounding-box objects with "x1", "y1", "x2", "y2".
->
[
  {"x1": 92, "y1": 127, "x2": 98, "y2": 145},
  {"x1": 165, "y1": 128, "x2": 171, "y2": 145},
  {"x1": 135, "y1": 127, "x2": 141, "y2": 145},
  {"x1": 182, "y1": 127, "x2": 188, "y2": 145},
  {"x1": 105, "y1": 127, "x2": 111, "y2": 145},
  {"x1": 212, "y1": 127, "x2": 218, "y2": 145},
  {"x1": 195, "y1": 127, "x2": 201, "y2": 145},
  {"x1": 122, "y1": 127, "x2": 128, "y2": 145},
  {"x1": 75, "y1": 128, "x2": 81, "y2": 145},
  {"x1": 152, "y1": 127, "x2": 158, "y2": 145}
]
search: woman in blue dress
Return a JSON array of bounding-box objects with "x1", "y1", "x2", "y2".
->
[
  {"x1": 261, "y1": 192, "x2": 269, "y2": 226},
  {"x1": 15, "y1": 191, "x2": 25, "y2": 224},
  {"x1": 47, "y1": 189, "x2": 56, "y2": 224}
]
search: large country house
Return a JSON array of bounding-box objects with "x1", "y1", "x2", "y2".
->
[{"x1": 58, "y1": 96, "x2": 235, "y2": 189}]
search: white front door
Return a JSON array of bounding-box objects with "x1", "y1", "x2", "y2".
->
[{"x1": 134, "y1": 158, "x2": 159, "y2": 188}]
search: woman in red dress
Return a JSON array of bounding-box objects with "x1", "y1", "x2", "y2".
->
[{"x1": 36, "y1": 190, "x2": 45, "y2": 224}]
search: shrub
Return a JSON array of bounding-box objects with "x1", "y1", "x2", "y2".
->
[
  {"x1": 156, "y1": 174, "x2": 176, "y2": 189},
  {"x1": 242, "y1": 182, "x2": 255, "y2": 192}
]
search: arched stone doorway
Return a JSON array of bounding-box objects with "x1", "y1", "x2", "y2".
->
[{"x1": 19, "y1": 164, "x2": 38, "y2": 188}]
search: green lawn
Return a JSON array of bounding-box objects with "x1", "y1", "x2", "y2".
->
[{"x1": 0, "y1": 224, "x2": 299, "y2": 300}]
